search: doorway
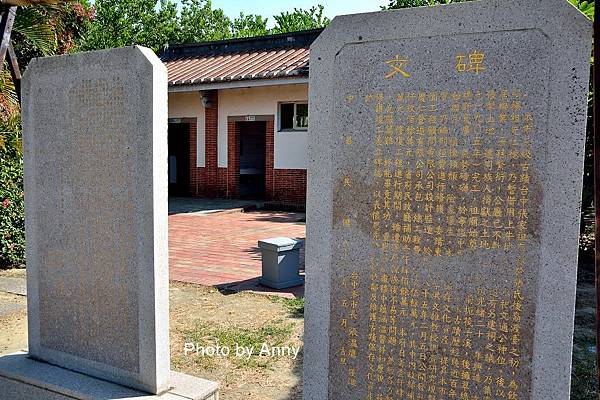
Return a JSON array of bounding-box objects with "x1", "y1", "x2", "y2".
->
[
  {"x1": 239, "y1": 121, "x2": 266, "y2": 198},
  {"x1": 168, "y1": 122, "x2": 190, "y2": 196}
]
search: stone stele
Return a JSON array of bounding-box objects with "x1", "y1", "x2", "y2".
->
[
  {"x1": 0, "y1": 46, "x2": 219, "y2": 399},
  {"x1": 304, "y1": 1, "x2": 592, "y2": 399}
]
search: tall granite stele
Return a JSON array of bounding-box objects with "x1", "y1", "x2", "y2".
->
[
  {"x1": 305, "y1": 0, "x2": 592, "y2": 399},
  {"x1": 0, "y1": 47, "x2": 219, "y2": 399}
]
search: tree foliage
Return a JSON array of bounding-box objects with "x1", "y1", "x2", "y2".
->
[
  {"x1": 80, "y1": 1, "x2": 330, "y2": 53},
  {"x1": 79, "y1": 0, "x2": 179, "y2": 52},
  {"x1": 176, "y1": 0, "x2": 231, "y2": 43},
  {"x1": 0, "y1": 2, "x2": 91, "y2": 268},
  {"x1": 13, "y1": 2, "x2": 93, "y2": 68},
  {"x1": 568, "y1": 0, "x2": 594, "y2": 20},
  {"x1": 272, "y1": 5, "x2": 330, "y2": 34},
  {"x1": 231, "y1": 13, "x2": 269, "y2": 38},
  {"x1": 3, "y1": 1, "x2": 92, "y2": 117},
  {"x1": 0, "y1": 115, "x2": 24, "y2": 268}
]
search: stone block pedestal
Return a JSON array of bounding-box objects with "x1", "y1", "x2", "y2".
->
[
  {"x1": 258, "y1": 237, "x2": 304, "y2": 289},
  {"x1": 0, "y1": 352, "x2": 219, "y2": 400}
]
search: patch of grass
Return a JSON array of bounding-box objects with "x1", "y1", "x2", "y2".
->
[
  {"x1": 186, "y1": 320, "x2": 294, "y2": 369},
  {"x1": 282, "y1": 297, "x2": 305, "y2": 318},
  {"x1": 571, "y1": 326, "x2": 597, "y2": 400},
  {"x1": 571, "y1": 347, "x2": 598, "y2": 400},
  {"x1": 271, "y1": 296, "x2": 305, "y2": 318}
]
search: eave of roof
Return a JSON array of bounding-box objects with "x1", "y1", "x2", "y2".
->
[{"x1": 161, "y1": 29, "x2": 322, "y2": 90}]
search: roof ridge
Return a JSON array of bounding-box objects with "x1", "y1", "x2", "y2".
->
[{"x1": 161, "y1": 29, "x2": 322, "y2": 61}]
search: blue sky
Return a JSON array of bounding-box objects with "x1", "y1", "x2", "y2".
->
[{"x1": 177, "y1": 1, "x2": 387, "y2": 26}]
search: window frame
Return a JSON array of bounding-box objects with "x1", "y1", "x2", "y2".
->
[{"x1": 278, "y1": 101, "x2": 309, "y2": 132}]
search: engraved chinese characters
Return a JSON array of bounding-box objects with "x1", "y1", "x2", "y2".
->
[
  {"x1": 335, "y1": 81, "x2": 538, "y2": 399},
  {"x1": 37, "y1": 77, "x2": 140, "y2": 372},
  {"x1": 305, "y1": 3, "x2": 592, "y2": 400},
  {"x1": 365, "y1": 86, "x2": 534, "y2": 257}
]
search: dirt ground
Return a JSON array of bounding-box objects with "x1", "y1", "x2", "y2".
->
[
  {"x1": 0, "y1": 271, "x2": 303, "y2": 400},
  {"x1": 0, "y1": 291, "x2": 27, "y2": 355},
  {"x1": 0, "y1": 267, "x2": 596, "y2": 399},
  {"x1": 169, "y1": 282, "x2": 303, "y2": 400},
  {"x1": 0, "y1": 268, "x2": 27, "y2": 355}
]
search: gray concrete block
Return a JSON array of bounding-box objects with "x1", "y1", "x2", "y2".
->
[{"x1": 258, "y1": 238, "x2": 305, "y2": 289}]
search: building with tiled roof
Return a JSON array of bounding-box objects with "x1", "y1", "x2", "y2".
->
[{"x1": 162, "y1": 29, "x2": 323, "y2": 205}]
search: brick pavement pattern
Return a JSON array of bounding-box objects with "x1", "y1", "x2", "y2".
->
[{"x1": 169, "y1": 211, "x2": 306, "y2": 295}]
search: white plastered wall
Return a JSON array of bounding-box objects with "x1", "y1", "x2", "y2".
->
[
  {"x1": 167, "y1": 91, "x2": 205, "y2": 167},
  {"x1": 217, "y1": 83, "x2": 309, "y2": 169}
]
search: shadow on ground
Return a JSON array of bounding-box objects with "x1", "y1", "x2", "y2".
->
[
  {"x1": 168, "y1": 197, "x2": 262, "y2": 215},
  {"x1": 216, "y1": 275, "x2": 305, "y2": 299}
]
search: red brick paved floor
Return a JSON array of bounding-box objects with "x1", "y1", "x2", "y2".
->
[{"x1": 169, "y1": 210, "x2": 306, "y2": 298}]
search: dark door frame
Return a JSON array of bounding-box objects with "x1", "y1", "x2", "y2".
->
[
  {"x1": 227, "y1": 115, "x2": 274, "y2": 199},
  {"x1": 168, "y1": 120, "x2": 193, "y2": 196}
]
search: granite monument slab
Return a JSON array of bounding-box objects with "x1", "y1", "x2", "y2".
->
[
  {"x1": 0, "y1": 46, "x2": 219, "y2": 399},
  {"x1": 22, "y1": 45, "x2": 169, "y2": 394},
  {"x1": 304, "y1": 1, "x2": 592, "y2": 399}
]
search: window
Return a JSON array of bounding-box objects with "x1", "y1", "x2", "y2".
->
[{"x1": 279, "y1": 102, "x2": 308, "y2": 131}]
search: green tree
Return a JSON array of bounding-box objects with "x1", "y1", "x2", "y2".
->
[
  {"x1": 2, "y1": 2, "x2": 91, "y2": 117},
  {"x1": 80, "y1": 1, "x2": 330, "y2": 51},
  {"x1": 178, "y1": 2, "x2": 272, "y2": 42},
  {"x1": 0, "y1": 114, "x2": 24, "y2": 268},
  {"x1": 13, "y1": 2, "x2": 93, "y2": 69},
  {"x1": 79, "y1": 0, "x2": 180, "y2": 52},
  {"x1": 272, "y1": 5, "x2": 330, "y2": 34},
  {"x1": 80, "y1": 0, "x2": 271, "y2": 50},
  {"x1": 0, "y1": 1, "x2": 90, "y2": 267},
  {"x1": 177, "y1": 0, "x2": 231, "y2": 42},
  {"x1": 231, "y1": 13, "x2": 269, "y2": 38},
  {"x1": 568, "y1": 0, "x2": 594, "y2": 19}
]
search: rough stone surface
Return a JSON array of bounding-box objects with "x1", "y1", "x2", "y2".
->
[
  {"x1": 21, "y1": 46, "x2": 170, "y2": 394},
  {"x1": 305, "y1": 1, "x2": 591, "y2": 399},
  {"x1": 0, "y1": 352, "x2": 219, "y2": 400}
]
